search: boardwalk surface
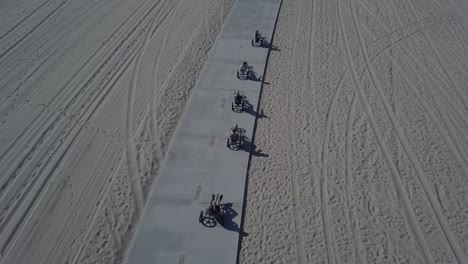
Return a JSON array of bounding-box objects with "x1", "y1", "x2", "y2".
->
[{"x1": 126, "y1": 0, "x2": 281, "y2": 263}]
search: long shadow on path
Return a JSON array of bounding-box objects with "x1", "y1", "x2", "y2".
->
[
  {"x1": 221, "y1": 203, "x2": 249, "y2": 237},
  {"x1": 241, "y1": 135, "x2": 268, "y2": 157},
  {"x1": 243, "y1": 100, "x2": 269, "y2": 120}
]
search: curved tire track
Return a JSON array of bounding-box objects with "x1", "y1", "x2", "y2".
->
[
  {"x1": 285, "y1": 0, "x2": 308, "y2": 263},
  {"x1": 337, "y1": 1, "x2": 437, "y2": 263},
  {"x1": 347, "y1": 0, "x2": 467, "y2": 262}
]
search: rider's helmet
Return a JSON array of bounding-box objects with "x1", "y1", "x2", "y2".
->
[
  {"x1": 243, "y1": 61, "x2": 247, "y2": 66},
  {"x1": 255, "y1": 30, "x2": 259, "y2": 34}
]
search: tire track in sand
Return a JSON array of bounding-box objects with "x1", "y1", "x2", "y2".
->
[
  {"x1": 0, "y1": 0, "x2": 149, "y2": 174},
  {"x1": 336, "y1": 1, "x2": 437, "y2": 264},
  {"x1": 0, "y1": 0, "x2": 68, "y2": 61},
  {"x1": 0, "y1": 5, "x2": 152, "y2": 235},
  {"x1": 285, "y1": 0, "x2": 308, "y2": 262},
  {"x1": 148, "y1": 0, "x2": 184, "y2": 173},
  {"x1": 344, "y1": 90, "x2": 367, "y2": 264},
  {"x1": 125, "y1": 9, "x2": 161, "y2": 218},
  {"x1": 318, "y1": 49, "x2": 342, "y2": 264},
  {"x1": 126, "y1": 0, "x2": 183, "y2": 215},
  {"x1": 354, "y1": 0, "x2": 468, "y2": 183},
  {"x1": 0, "y1": 0, "x2": 169, "y2": 258},
  {"x1": 357, "y1": 0, "x2": 468, "y2": 133},
  {"x1": 337, "y1": 4, "x2": 465, "y2": 261},
  {"x1": 348, "y1": 0, "x2": 468, "y2": 262},
  {"x1": 0, "y1": 0, "x2": 119, "y2": 123},
  {"x1": 71, "y1": 2, "x2": 182, "y2": 262},
  {"x1": 406, "y1": 0, "x2": 468, "y2": 111},
  {"x1": 0, "y1": 0, "x2": 161, "y2": 229},
  {"x1": 0, "y1": 0, "x2": 52, "y2": 42},
  {"x1": 18, "y1": 1, "x2": 181, "y2": 262},
  {"x1": 129, "y1": 0, "x2": 207, "y2": 186}
]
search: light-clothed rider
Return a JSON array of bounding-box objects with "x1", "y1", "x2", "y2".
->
[
  {"x1": 208, "y1": 194, "x2": 216, "y2": 211},
  {"x1": 239, "y1": 62, "x2": 249, "y2": 74},
  {"x1": 209, "y1": 194, "x2": 222, "y2": 213}
]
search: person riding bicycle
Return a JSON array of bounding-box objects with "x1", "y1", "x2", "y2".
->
[
  {"x1": 239, "y1": 62, "x2": 249, "y2": 74},
  {"x1": 254, "y1": 30, "x2": 261, "y2": 43},
  {"x1": 230, "y1": 125, "x2": 238, "y2": 137},
  {"x1": 234, "y1": 91, "x2": 243, "y2": 105},
  {"x1": 208, "y1": 194, "x2": 222, "y2": 214},
  {"x1": 208, "y1": 194, "x2": 216, "y2": 212}
]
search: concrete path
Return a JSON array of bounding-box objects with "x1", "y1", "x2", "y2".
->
[{"x1": 126, "y1": 0, "x2": 281, "y2": 263}]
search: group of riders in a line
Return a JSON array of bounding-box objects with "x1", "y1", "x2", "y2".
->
[{"x1": 200, "y1": 30, "x2": 265, "y2": 226}]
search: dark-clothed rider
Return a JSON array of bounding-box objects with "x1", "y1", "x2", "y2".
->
[
  {"x1": 254, "y1": 30, "x2": 261, "y2": 43},
  {"x1": 234, "y1": 91, "x2": 243, "y2": 104}
]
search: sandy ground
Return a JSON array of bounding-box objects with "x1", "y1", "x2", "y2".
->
[
  {"x1": 0, "y1": 0, "x2": 234, "y2": 263},
  {"x1": 1, "y1": 0, "x2": 468, "y2": 263},
  {"x1": 239, "y1": 0, "x2": 468, "y2": 263}
]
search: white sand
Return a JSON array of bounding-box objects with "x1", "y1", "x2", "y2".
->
[
  {"x1": 0, "y1": 0, "x2": 234, "y2": 263},
  {"x1": 1, "y1": 0, "x2": 468, "y2": 263},
  {"x1": 240, "y1": 0, "x2": 468, "y2": 263}
]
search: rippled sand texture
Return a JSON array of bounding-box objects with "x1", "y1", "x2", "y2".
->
[
  {"x1": 0, "y1": 0, "x2": 234, "y2": 263},
  {"x1": 240, "y1": 0, "x2": 468, "y2": 263}
]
